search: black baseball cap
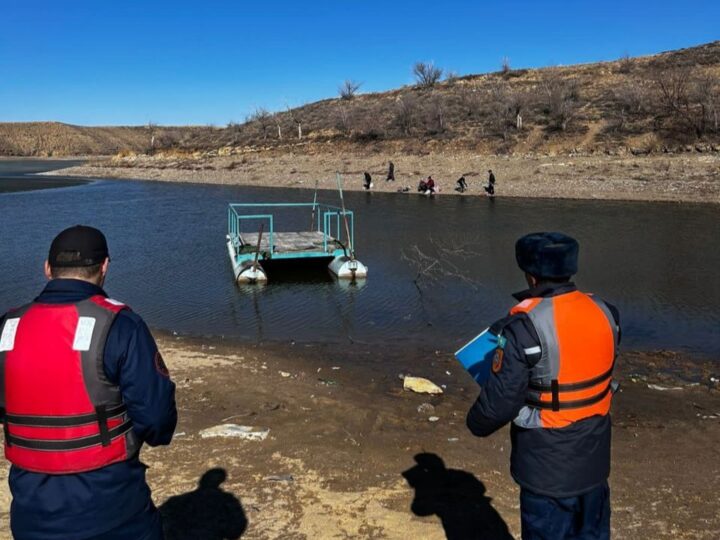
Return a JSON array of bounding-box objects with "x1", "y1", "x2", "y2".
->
[{"x1": 48, "y1": 225, "x2": 109, "y2": 267}]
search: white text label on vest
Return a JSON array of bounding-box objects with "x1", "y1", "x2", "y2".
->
[
  {"x1": 0, "y1": 318, "x2": 20, "y2": 352},
  {"x1": 72, "y1": 317, "x2": 97, "y2": 351}
]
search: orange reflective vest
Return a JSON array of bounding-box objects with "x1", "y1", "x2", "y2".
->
[{"x1": 510, "y1": 290, "x2": 618, "y2": 429}]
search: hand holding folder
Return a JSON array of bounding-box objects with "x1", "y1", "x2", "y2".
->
[{"x1": 454, "y1": 328, "x2": 504, "y2": 385}]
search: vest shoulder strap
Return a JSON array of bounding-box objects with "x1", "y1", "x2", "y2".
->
[
  {"x1": 73, "y1": 297, "x2": 128, "y2": 406},
  {"x1": 0, "y1": 303, "x2": 35, "y2": 410},
  {"x1": 509, "y1": 297, "x2": 544, "y2": 315}
]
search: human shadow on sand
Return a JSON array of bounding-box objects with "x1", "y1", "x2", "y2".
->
[
  {"x1": 402, "y1": 453, "x2": 513, "y2": 540},
  {"x1": 160, "y1": 468, "x2": 248, "y2": 540}
]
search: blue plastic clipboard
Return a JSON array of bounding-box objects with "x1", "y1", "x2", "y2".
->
[{"x1": 454, "y1": 328, "x2": 499, "y2": 385}]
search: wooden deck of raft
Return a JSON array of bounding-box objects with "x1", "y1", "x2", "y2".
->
[{"x1": 240, "y1": 231, "x2": 338, "y2": 254}]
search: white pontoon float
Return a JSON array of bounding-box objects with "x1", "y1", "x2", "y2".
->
[{"x1": 226, "y1": 199, "x2": 368, "y2": 283}]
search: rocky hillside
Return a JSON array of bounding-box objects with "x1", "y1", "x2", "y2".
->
[
  {"x1": 0, "y1": 122, "x2": 210, "y2": 157},
  {"x1": 223, "y1": 40, "x2": 720, "y2": 156},
  {"x1": 2, "y1": 41, "x2": 719, "y2": 157}
]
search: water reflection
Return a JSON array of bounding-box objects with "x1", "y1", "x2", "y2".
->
[{"x1": 0, "y1": 161, "x2": 718, "y2": 358}]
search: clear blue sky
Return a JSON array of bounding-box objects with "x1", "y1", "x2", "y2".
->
[{"x1": 1, "y1": 1, "x2": 718, "y2": 126}]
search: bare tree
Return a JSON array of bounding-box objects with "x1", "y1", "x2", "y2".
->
[
  {"x1": 612, "y1": 81, "x2": 649, "y2": 131},
  {"x1": 413, "y1": 61, "x2": 443, "y2": 88},
  {"x1": 286, "y1": 105, "x2": 304, "y2": 139},
  {"x1": 147, "y1": 122, "x2": 157, "y2": 153},
  {"x1": 152, "y1": 127, "x2": 180, "y2": 150},
  {"x1": 458, "y1": 84, "x2": 482, "y2": 119},
  {"x1": 426, "y1": 97, "x2": 447, "y2": 134},
  {"x1": 395, "y1": 96, "x2": 416, "y2": 136},
  {"x1": 539, "y1": 71, "x2": 580, "y2": 131},
  {"x1": 337, "y1": 105, "x2": 352, "y2": 135},
  {"x1": 652, "y1": 66, "x2": 718, "y2": 138},
  {"x1": 338, "y1": 79, "x2": 362, "y2": 100},
  {"x1": 692, "y1": 75, "x2": 719, "y2": 134},
  {"x1": 226, "y1": 121, "x2": 243, "y2": 145},
  {"x1": 501, "y1": 56, "x2": 511, "y2": 75},
  {"x1": 488, "y1": 82, "x2": 525, "y2": 140},
  {"x1": 617, "y1": 52, "x2": 635, "y2": 74},
  {"x1": 445, "y1": 70, "x2": 460, "y2": 84},
  {"x1": 273, "y1": 112, "x2": 283, "y2": 140},
  {"x1": 433, "y1": 98, "x2": 447, "y2": 133},
  {"x1": 248, "y1": 107, "x2": 272, "y2": 140}
]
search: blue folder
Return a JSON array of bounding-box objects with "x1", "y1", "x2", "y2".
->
[{"x1": 454, "y1": 328, "x2": 502, "y2": 385}]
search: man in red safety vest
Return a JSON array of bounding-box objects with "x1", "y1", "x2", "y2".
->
[
  {"x1": 0, "y1": 225, "x2": 177, "y2": 540},
  {"x1": 467, "y1": 232, "x2": 620, "y2": 540}
]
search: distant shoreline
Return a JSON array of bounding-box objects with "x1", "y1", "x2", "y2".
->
[{"x1": 38, "y1": 151, "x2": 720, "y2": 204}]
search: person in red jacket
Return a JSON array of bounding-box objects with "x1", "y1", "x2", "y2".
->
[
  {"x1": 418, "y1": 175, "x2": 437, "y2": 194},
  {"x1": 0, "y1": 225, "x2": 177, "y2": 540}
]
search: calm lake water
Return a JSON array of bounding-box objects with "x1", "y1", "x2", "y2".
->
[{"x1": 1, "y1": 161, "x2": 718, "y2": 359}]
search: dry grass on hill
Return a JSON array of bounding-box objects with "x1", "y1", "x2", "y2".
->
[{"x1": 1, "y1": 41, "x2": 719, "y2": 157}]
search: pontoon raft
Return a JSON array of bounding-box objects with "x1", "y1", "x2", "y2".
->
[{"x1": 226, "y1": 202, "x2": 368, "y2": 283}]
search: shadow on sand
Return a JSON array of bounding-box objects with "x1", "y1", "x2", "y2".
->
[
  {"x1": 402, "y1": 453, "x2": 513, "y2": 540},
  {"x1": 160, "y1": 468, "x2": 248, "y2": 540}
]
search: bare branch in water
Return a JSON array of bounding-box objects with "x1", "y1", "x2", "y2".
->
[{"x1": 401, "y1": 236, "x2": 483, "y2": 291}]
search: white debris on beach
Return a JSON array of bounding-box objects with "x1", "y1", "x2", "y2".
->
[
  {"x1": 647, "y1": 384, "x2": 684, "y2": 391},
  {"x1": 403, "y1": 376, "x2": 443, "y2": 395},
  {"x1": 199, "y1": 424, "x2": 270, "y2": 441}
]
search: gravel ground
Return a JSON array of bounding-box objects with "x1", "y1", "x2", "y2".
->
[
  {"x1": 42, "y1": 150, "x2": 720, "y2": 203},
  {"x1": 1, "y1": 339, "x2": 716, "y2": 539}
]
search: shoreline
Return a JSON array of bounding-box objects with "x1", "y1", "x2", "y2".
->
[
  {"x1": 38, "y1": 151, "x2": 720, "y2": 204},
  {"x1": 1, "y1": 338, "x2": 715, "y2": 539}
]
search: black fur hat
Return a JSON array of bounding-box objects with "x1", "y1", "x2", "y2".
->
[{"x1": 515, "y1": 232, "x2": 579, "y2": 278}]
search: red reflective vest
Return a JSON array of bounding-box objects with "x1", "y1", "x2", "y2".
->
[
  {"x1": 0, "y1": 295, "x2": 140, "y2": 474},
  {"x1": 510, "y1": 291, "x2": 619, "y2": 429}
]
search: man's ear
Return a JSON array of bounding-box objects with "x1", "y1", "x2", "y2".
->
[
  {"x1": 44, "y1": 260, "x2": 53, "y2": 281},
  {"x1": 97, "y1": 257, "x2": 110, "y2": 287}
]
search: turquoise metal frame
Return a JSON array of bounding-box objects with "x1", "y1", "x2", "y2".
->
[{"x1": 227, "y1": 202, "x2": 354, "y2": 265}]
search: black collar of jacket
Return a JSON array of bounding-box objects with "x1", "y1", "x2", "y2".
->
[
  {"x1": 512, "y1": 281, "x2": 577, "y2": 302},
  {"x1": 35, "y1": 278, "x2": 107, "y2": 301}
]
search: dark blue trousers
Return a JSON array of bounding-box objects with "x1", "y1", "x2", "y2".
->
[
  {"x1": 85, "y1": 502, "x2": 163, "y2": 540},
  {"x1": 520, "y1": 482, "x2": 610, "y2": 540}
]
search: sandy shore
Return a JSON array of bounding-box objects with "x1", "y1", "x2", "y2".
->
[
  {"x1": 1, "y1": 338, "x2": 716, "y2": 539},
  {"x1": 42, "y1": 150, "x2": 720, "y2": 203}
]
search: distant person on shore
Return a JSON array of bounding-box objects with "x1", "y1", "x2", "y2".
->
[
  {"x1": 455, "y1": 176, "x2": 468, "y2": 193},
  {"x1": 363, "y1": 171, "x2": 373, "y2": 190},
  {"x1": 0, "y1": 225, "x2": 177, "y2": 540},
  {"x1": 418, "y1": 175, "x2": 436, "y2": 195},
  {"x1": 466, "y1": 232, "x2": 620, "y2": 540},
  {"x1": 484, "y1": 169, "x2": 496, "y2": 197},
  {"x1": 386, "y1": 161, "x2": 395, "y2": 182}
]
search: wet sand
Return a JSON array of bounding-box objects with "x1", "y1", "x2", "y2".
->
[
  {"x1": 42, "y1": 151, "x2": 720, "y2": 203},
  {"x1": 1, "y1": 338, "x2": 716, "y2": 539}
]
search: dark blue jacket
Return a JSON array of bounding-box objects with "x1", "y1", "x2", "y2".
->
[
  {"x1": 466, "y1": 282, "x2": 620, "y2": 498},
  {"x1": 2, "y1": 279, "x2": 177, "y2": 540}
]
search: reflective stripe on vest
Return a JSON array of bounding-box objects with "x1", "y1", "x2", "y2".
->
[
  {"x1": 0, "y1": 295, "x2": 140, "y2": 474},
  {"x1": 510, "y1": 291, "x2": 618, "y2": 429}
]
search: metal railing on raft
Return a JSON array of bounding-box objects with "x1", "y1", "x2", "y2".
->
[{"x1": 227, "y1": 202, "x2": 355, "y2": 256}]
